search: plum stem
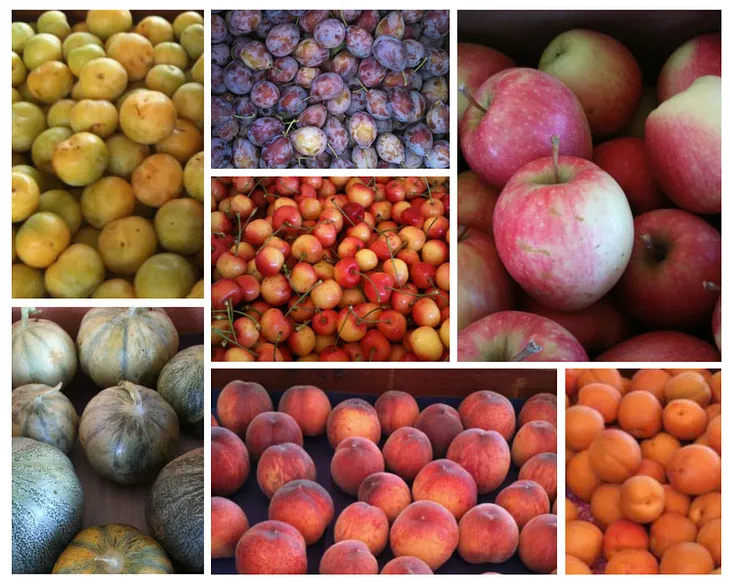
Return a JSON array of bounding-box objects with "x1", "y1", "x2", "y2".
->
[
  {"x1": 512, "y1": 339, "x2": 542, "y2": 362},
  {"x1": 551, "y1": 135, "x2": 560, "y2": 183}
]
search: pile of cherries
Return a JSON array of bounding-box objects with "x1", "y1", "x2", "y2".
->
[
  {"x1": 211, "y1": 176, "x2": 450, "y2": 362},
  {"x1": 211, "y1": 10, "x2": 450, "y2": 169}
]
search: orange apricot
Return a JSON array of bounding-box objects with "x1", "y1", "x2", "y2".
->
[
  {"x1": 603, "y1": 519, "x2": 650, "y2": 560},
  {"x1": 565, "y1": 405, "x2": 604, "y2": 451},
  {"x1": 640, "y1": 432, "x2": 681, "y2": 467},
  {"x1": 631, "y1": 369, "x2": 671, "y2": 404},
  {"x1": 666, "y1": 444, "x2": 721, "y2": 495},
  {"x1": 619, "y1": 475, "x2": 665, "y2": 523},
  {"x1": 659, "y1": 542, "x2": 714, "y2": 574},
  {"x1": 665, "y1": 372, "x2": 712, "y2": 406},
  {"x1": 662, "y1": 398, "x2": 707, "y2": 440},
  {"x1": 576, "y1": 369, "x2": 623, "y2": 391},
  {"x1": 578, "y1": 383, "x2": 622, "y2": 423},
  {"x1": 688, "y1": 492, "x2": 721, "y2": 528},
  {"x1": 696, "y1": 518, "x2": 721, "y2": 567},
  {"x1": 588, "y1": 429, "x2": 642, "y2": 483},
  {"x1": 649, "y1": 513, "x2": 697, "y2": 558},
  {"x1": 605, "y1": 549, "x2": 659, "y2": 574},
  {"x1": 617, "y1": 391, "x2": 662, "y2": 438},
  {"x1": 565, "y1": 520, "x2": 603, "y2": 567},
  {"x1": 566, "y1": 450, "x2": 602, "y2": 502},
  {"x1": 589, "y1": 484, "x2": 622, "y2": 529}
]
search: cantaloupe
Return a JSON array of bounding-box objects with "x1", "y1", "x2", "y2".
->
[
  {"x1": 156, "y1": 344, "x2": 203, "y2": 434},
  {"x1": 12, "y1": 382, "x2": 78, "y2": 454}
]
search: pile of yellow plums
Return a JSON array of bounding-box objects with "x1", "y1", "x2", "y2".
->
[{"x1": 12, "y1": 10, "x2": 204, "y2": 298}]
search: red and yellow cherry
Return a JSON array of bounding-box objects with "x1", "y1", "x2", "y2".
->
[
  {"x1": 244, "y1": 218, "x2": 273, "y2": 246},
  {"x1": 234, "y1": 274, "x2": 261, "y2": 302},
  {"x1": 333, "y1": 257, "x2": 361, "y2": 288},
  {"x1": 411, "y1": 262, "x2": 437, "y2": 289},
  {"x1": 290, "y1": 262, "x2": 318, "y2": 293},
  {"x1": 211, "y1": 279, "x2": 242, "y2": 311},
  {"x1": 260, "y1": 274, "x2": 291, "y2": 306},
  {"x1": 291, "y1": 234, "x2": 323, "y2": 263},
  {"x1": 362, "y1": 272, "x2": 393, "y2": 304},
  {"x1": 383, "y1": 258, "x2": 409, "y2": 287},
  {"x1": 255, "y1": 246, "x2": 285, "y2": 276},
  {"x1": 232, "y1": 316, "x2": 260, "y2": 348},
  {"x1": 312, "y1": 309, "x2": 337, "y2": 335},
  {"x1": 288, "y1": 325, "x2": 316, "y2": 357},
  {"x1": 310, "y1": 279, "x2": 343, "y2": 310},
  {"x1": 361, "y1": 329, "x2": 391, "y2": 361},
  {"x1": 421, "y1": 239, "x2": 448, "y2": 267},
  {"x1": 217, "y1": 252, "x2": 248, "y2": 279},
  {"x1": 412, "y1": 297, "x2": 441, "y2": 327},
  {"x1": 376, "y1": 309, "x2": 407, "y2": 341}
]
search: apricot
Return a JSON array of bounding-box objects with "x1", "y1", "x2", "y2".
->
[
  {"x1": 688, "y1": 492, "x2": 722, "y2": 528},
  {"x1": 605, "y1": 549, "x2": 659, "y2": 574},
  {"x1": 665, "y1": 372, "x2": 712, "y2": 406},
  {"x1": 236, "y1": 520, "x2": 307, "y2": 574},
  {"x1": 458, "y1": 390, "x2": 516, "y2": 441},
  {"x1": 641, "y1": 432, "x2": 681, "y2": 467},
  {"x1": 578, "y1": 383, "x2": 622, "y2": 423},
  {"x1": 457, "y1": 503, "x2": 519, "y2": 564},
  {"x1": 659, "y1": 542, "x2": 714, "y2": 574},
  {"x1": 631, "y1": 369, "x2": 671, "y2": 404},
  {"x1": 590, "y1": 483, "x2": 622, "y2": 528},
  {"x1": 518, "y1": 452, "x2": 557, "y2": 501},
  {"x1": 617, "y1": 391, "x2": 663, "y2": 438},
  {"x1": 358, "y1": 472, "x2": 412, "y2": 524},
  {"x1": 380, "y1": 557, "x2": 433, "y2": 574},
  {"x1": 412, "y1": 459, "x2": 478, "y2": 520},
  {"x1": 495, "y1": 480, "x2": 550, "y2": 529},
  {"x1": 278, "y1": 385, "x2": 331, "y2": 437},
  {"x1": 565, "y1": 520, "x2": 603, "y2": 567},
  {"x1": 374, "y1": 390, "x2": 419, "y2": 435},
  {"x1": 565, "y1": 498, "x2": 579, "y2": 523},
  {"x1": 518, "y1": 514, "x2": 557, "y2": 573},
  {"x1": 268, "y1": 479, "x2": 334, "y2": 545},
  {"x1": 334, "y1": 502, "x2": 389, "y2": 555},
  {"x1": 511, "y1": 420, "x2": 557, "y2": 467},
  {"x1": 576, "y1": 368, "x2": 623, "y2": 391},
  {"x1": 705, "y1": 415, "x2": 721, "y2": 454},
  {"x1": 567, "y1": 449, "x2": 602, "y2": 502},
  {"x1": 696, "y1": 518, "x2": 721, "y2": 567},
  {"x1": 649, "y1": 513, "x2": 697, "y2": 558},
  {"x1": 662, "y1": 398, "x2": 707, "y2": 440},
  {"x1": 382, "y1": 426, "x2": 433, "y2": 482},
  {"x1": 588, "y1": 428, "x2": 642, "y2": 483},
  {"x1": 566, "y1": 405, "x2": 605, "y2": 451},
  {"x1": 603, "y1": 519, "x2": 650, "y2": 559},
  {"x1": 319, "y1": 540, "x2": 378, "y2": 574},
  {"x1": 620, "y1": 475, "x2": 665, "y2": 523},
  {"x1": 327, "y1": 398, "x2": 381, "y2": 448},
  {"x1": 709, "y1": 371, "x2": 721, "y2": 403},
  {"x1": 635, "y1": 458, "x2": 666, "y2": 483},
  {"x1": 390, "y1": 501, "x2": 459, "y2": 570},
  {"x1": 517, "y1": 393, "x2": 557, "y2": 427},
  {"x1": 662, "y1": 485, "x2": 691, "y2": 516},
  {"x1": 566, "y1": 555, "x2": 592, "y2": 574},
  {"x1": 447, "y1": 428, "x2": 511, "y2": 494},
  {"x1": 666, "y1": 444, "x2": 721, "y2": 495},
  {"x1": 705, "y1": 403, "x2": 721, "y2": 420},
  {"x1": 245, "y1": 412, "x2": 303, "y2": 461}
]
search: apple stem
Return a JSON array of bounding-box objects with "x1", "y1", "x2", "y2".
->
[
  {"x1": 457, "y1": 224, "x2": 469, "y2": 242},
  {"x1": 551, "y1": 135, "x2": 560, "y2": 183},
  {"x1": 512, "y1": 339, "x2": 542, "y2": 362},
  {"x1": 460, "y1": 85, "x2": 487, "y2": 114},
  {"x1": 703, "y1": 281, "x2": 721, "y2": 293},
  {"x1": 639, "y1": 233, "x2": 655, "y2": 254}
]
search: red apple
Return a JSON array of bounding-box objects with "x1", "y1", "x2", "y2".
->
[
  {"x1": 645, "y1": 75, "x2": 720, "y2": 214},
  {"x1": 457, "y1": 170, "x2": 499, "y2": 235},
  {"x1": 539, "y1": 29, "x2": 642, "y2": 137},
  {"x1": 460, "y1": 68, "x2": 592, "y2": 190},
  {"x1": 620, "y1": 86, "x2": 658, "y2": 139},
  {"x1": 712, "y1": 294, "x2": 721, "y2": 352},
  {"x1": 458, "y1": 226, "x2": 514, "y2": 331},
  {"x1": 593, "y1": 137, "x2": 667, "y2": 215},
  {"x1": 658, "y1": 33, "x2": 721, "y2": 103},
  {"x1": 521, "y1": 295, "x2": 632, "y2": 356},
  {"x1": 493, "y1": 149, "x2": 634, "y2": 311},
  {"x1": 596, "y1": 331, "x2": 720, "y2": 362},
  {"x1": 617, "y1": 209, "x2": 721, "y2": 329},
  {"x1": 457, "y1": 42, "x2": 515, "y2": 121},
  {"x1": 458, "y1": 311, "x2": 589, "y2": 362}
]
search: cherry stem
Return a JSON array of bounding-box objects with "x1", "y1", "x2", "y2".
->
[
  {"x1": 551, "y1": 135, "x2": 560, "y2": 184},
  {"x1": 512, "y1": 339, "x2": 543, "y2": 362},
  {"x1": 285, "y1": 282, "x2": 319, "y2": 318},
  {"x1": 358, "y1": 271, "x2": 383, "y2": 303}
]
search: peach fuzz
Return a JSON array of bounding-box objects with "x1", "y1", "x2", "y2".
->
[
  {"x1": 412, "y1": 459, "x2": 478, "y2": 520},
  {"x1": 495, "y1": 480, "x2": 549, "y2": 529},
  {"x1": 211, "y1": 426, "x2": 250, "y2": 496},
  {"x1": 458, "y1": 390, "x2": 516, "y2": 441},
  {"x1": 457, "y1": 503, "x2": 519, "y2": 564},
  {"x1": 278, "y1": 385, "x2": 332, "y2": 436},
  {"x1": 380, "y1": 556, "x2": 433, "y2": 574},
  {"x1": 334, "y1": 501, "x2": 389, "y2": 555},
  {"x1": 604, "y1": 549, "x2": 659, "y2": 574},
  {"x1": 268, "y1": 479, "x2": 334, "y2": 545},
  {"x1": 566, "y1": 405, "x2": 605, "y2": 451},
  {"x1": 641, "y1": 432, "x2": 681, "y2": 467},
  {"x1": 659, "y1": 542, "x2": 714, "y2": 574},
  {"x1": 446, "y1": 428, "x2": 511, "y2": 494},
  {"x1": 590, "y1": 483, "x2": 622, "y2": 528},
  {"x1": 666, "y1": 444, "x2": 721, "y2": 495},
  {"x1": 665, "y1": 372, "x2": 712, "y2": 406},
  {"x1": 697, "y1": 518, "x2": 721, "y2": 567},
  {"x1": 688, "y1": 491, "x2": 721, "y2": 528},
  {"x1": 565, "y1": 520, "x2": 603, "y2": 567},
  {"x1": 374, "y1": 390, "x2": 420, "y2": 435},
  {"x1": 519, "y1": 452, "x2": 557, "y2": 501},
  {"x1": 415, "y1": 403, "x2": 464, "y2": 457},
  {"x1": 331, "y1": 436, "x2": 384, "y2": 495},
  {"x1": 211, "y1": 497, "x2": 248, "y2": 559},
  {"x1": 566, "y1": 555, "x2": 592, "y2": 574},
  {"x1": 620, "y1": 475, "x2": 665, "y2": 523},
  {"x1": 663, "y1": 484, "x2": 691, "y2": 516},
  {"x1": 518, "y1": 514, "x2": 557, "y2": 573},
  {"x1": 649, "y1": 512, "x2": 697, "y2": 558},
  {"x1": 390, "y1": 500, "x2": 459, "y2": 570},
  {"x1": 235, "y1": 520, "x2": 307, "y2": 574},
  {"x1": 662, "y1": 398, "x2": 707, "y2": 440},
  {"x1": 216, "y1": 380, "x2": 272, "y2": 435},
  {"x1": 382, "y1": 426, "x2": 433, "y2": 482},
  {"x1": 517, "y1": 393, "x2": 557, "y2": 427},
  {"x1": 617, "y1": 390, "x2": 663, "y2": 438},
  {"x1": 326, "y1": 398, "x2": 381, "y2": 448},
  {"x1": 511, "y1": 420, "x2": 557, "y2": 467},
  {"x1": 245, "y1": 411, "x2": 303, "y2": 460},
  {"x1": 631, "y1": 369, "x2": 671, "y2": 404},
  {"x1": 319, "y1": 540, "x2": 378, "y2": 575},
  {"x1": 588, "y1": 428, "x2": 641, "y2": 483},
  {"x1": 603, "y1": 519, "x2": 649, "y2": 560},
  {"x1": 358, "y1": 472, "x2": 412, "y2": 524},
  {"x1": 256, "y1": 442, "x2": 316, "y2": 499},
  {"x1": 577, "y1": 382, "x2": 622, "y2": 423},
  {"x1": 566, "y1": 449, "x2": 602, "y2": 502}
]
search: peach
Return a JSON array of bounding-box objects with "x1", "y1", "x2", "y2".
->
[
  {"x1": 211, "y1": 427, "x2": 250, "y2": 496},
  {"x1": 641, "y1": 432, "x2": 681, "y2": 467},
  {"x1": 380, "y1": 556, "x2": 433, "y2": 574},
  {"x1": 458, "y1": 390, "x2": 516, "y2": 440},
  {"x1": 457, "y1": 503, "x2": 519, "y2": 564},
  {"x1": 256, "y1": 442, "x2": 316, "y2": 499},
  {"x1": 495, "y1": 480, "x2": 550, "y2": 529},
  {"x1": 517, "y1": 393, "x2": 557, "y2": 427},
  {"x1": 217, "y1": 380, "x2": 273, "y2": 435},
  {"x1": 565, "y1": 498, "x2": 579, "y2": 523},
  {"x1": 319, "y1": 540, "x2": 378, "y2": 574},
  {"x1": 412, "y1": 459, "x2": 478, "y2": 520},
  {"x1": 518, "y1": 514, "x2": 557, "y2": 573},
  {"x1": 696, "y1": 518, "x2": 721, "y2": 567},
  {"x1": 327, "y1": 398, "x2": 381, "y2": 448},
  {"x1": 382, "y1": 426, "x2": 433, "y2": 482},
  {"x1": 446, "y1": 428, "x2": 510, "y2": 494},
  {"x1": 212, "y1": 414, "x2": 218, "y2": 426},
  {"x1": 590, "y1": 483, "x2": 622, "y2": 528},
  {"x1": 688, "y1": 492, "x2": 721, "y2": 528},
  {"x1": 588, "y1": 428, "x2": 641, "y2": 483},
  {"x1": 565, "y1": 520, "x2": 603, "y2": 567},
  {"x1": 565, "y1": 405, "x2": 604, "y2": 451},
  {"x1": 605, "y1": 549, "x2": 659, "y2": 574},
  {"x1": 268, "y1": 479, "x2": 334, "y2": 545},
  {"x1": 511, "y1": 421, "x2": 556, "y2": 467},
  {"x1": 211, "y1": 496, "x2": 248, "y2": 559},
  {"x1": 415, "y1": 403, "x2": 464, "y2": 457},
  {"x1": 566, "y1": 554, "x2": 592, "y2": 574},
  {"x1": 617, "y1": 390, "x2": 663, "y2": 438},
  {"x1": 705, "y1": 414, "x2": 721, "y2": 454},
  {"x1": 358, "y1": 472, "x2": 412, "y2": 524},
  {"x1": 659, "y1": 542, "x2": 714, "y2": 574},
  {"x1": 566, "y1": 449, "x2": 602, "y2": 502},
  {"x1": 519, "y1": 452, "x2": 557, "y2": 501},
  {"x1": 620, "y1": 475, "x2": 665, "y2": 523},
  {"x1": 390, "y1": 500, "x2": 459, "y2": 570},
  {"x1": 331, "y1": 436, "x2": 385, "y2": 495},
  {"x1": 663, "y1": 484, "x2": 691, "y2": 516},
  {"x1": 603, "y1": 519, "x2": 649, "y2": 560},
  {"x1": 577, "y1": 382, "x2": 622, "y2": 423},
  {"x1": 236, "y1": 520, "x2": 307, "y2": 574},
  {"x1": 278, "y1": 385, "x2": 332, "y2": 436},
  {"x1": 662, "y1": 398, "x2": 707, "y2": 440},
  {"x1": 631, "y1": 369, "x2": 671, "y2": 403},
  {"x1": 649, "y1": 513, "x2": 697, "y2": 558},
  {"x1": 374, "y1": 390, "x2": 419, "y2": 435},
  {"x1": 666, "y1": 444, "x2": 721, "y2": 495},
  {"x1": 245, "y1": 411, "x2": 303, "y2": 460},
  {"x1": 665, "y1": 372, "x2": 712, "y2": 406},
  {"x1": 334, "y1": 502, "x2": 389, "y2": 555}
]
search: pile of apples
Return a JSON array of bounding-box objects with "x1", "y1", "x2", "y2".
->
[
  {"x1": 457, "y1": 29, "x2": 721, "y2": 362},
  {"x1": 211, "y1": 176, "x2": 450, "y2": 362}
]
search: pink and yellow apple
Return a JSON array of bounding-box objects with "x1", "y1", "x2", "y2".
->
[
  {"x1": 457, "y1": 43, "x2": 515, "y2": 122},
  {"x1": 658, "y1": 33, "x2": 721, "y2": 103},
  {"x1": 620, "y1": 86, "x2": 658, "y2": 138},
  {"x1": 457, "y1": 171, "x2": 499, "y2": 235},
  {"x1": 596, "y1": 331, "x2": 720, "y2": 362}
]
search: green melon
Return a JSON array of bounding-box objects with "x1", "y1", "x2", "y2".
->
[
  {"x1": 12, "y1": 383, "x2": 79, "y2": 454},
  {"x1": 157, "y1": 344, "x2": 203, "y2": 434}
]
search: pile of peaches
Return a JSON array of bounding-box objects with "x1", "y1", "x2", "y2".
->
[
  {"x1": 211, "y1": 176, "x2": 450, "y2": 362},
  {"x1": 211, "y1": 381, "x2": 558, "y2": 574},
  {"x1": 565, "y1": 368, "x2": 721, "y2": 574}
]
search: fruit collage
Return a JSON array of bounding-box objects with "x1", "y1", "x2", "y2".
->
[{"x1": 8, "y1": 5, "x2": 724, "y2": 578}]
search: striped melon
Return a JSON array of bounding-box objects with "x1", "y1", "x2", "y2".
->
[
  {"x1": 76, "y1": 307, "x2": 179, "y2": 389},
  {"x1": 79, "y1": 381, "x2": 180, "y2": 484},
  {"x1": 146, "y1": 448, "x2": 203, "y2": 573},
  {"x1": 12, "y1": 383, "x2": 79, "y2": 454},
  {"x1": 12, "y1": 437, "x2": 84, "y2": 574},
  {"x1": 156, "y1": 344, "x2": 203, "y2": 433},
  {"x1": 12, "y1": 308, "x2": 77, "y2": 389},
  {"x1": 52, "y1": 524, "x2": 173, "y2": 574}
]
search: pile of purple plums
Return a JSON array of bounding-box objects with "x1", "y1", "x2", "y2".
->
[{"x1": 211, "y1": 10, "x2": 450, "y2": 169}]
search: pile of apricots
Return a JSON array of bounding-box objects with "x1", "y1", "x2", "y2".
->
[{"x1": 565, "y1": 368, "x2": 721, "y2": 574}]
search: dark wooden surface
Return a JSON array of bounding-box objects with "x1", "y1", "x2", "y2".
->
[
  {"x1": 12, "y1": 10, "x2": 203, "y2": 25},
  {"x1": 212, "y1": 369, "x2": 557, "y2": 398}
]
